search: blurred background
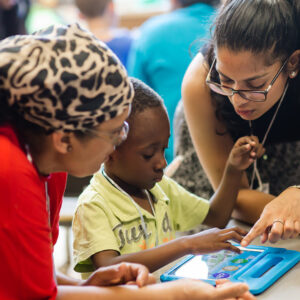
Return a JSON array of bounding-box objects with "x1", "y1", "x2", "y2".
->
[{"x1": 23, "y1": 0, "x2": 170, "y2": 34}]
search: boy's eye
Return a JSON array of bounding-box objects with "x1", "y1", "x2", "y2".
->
[{"x1": 143, "y1": 154, "x2": 154, "y2": 160}]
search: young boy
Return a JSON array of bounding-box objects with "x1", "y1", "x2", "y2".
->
[{"x1": 72, "y1": 78, "x2": 260, "y2": 278}]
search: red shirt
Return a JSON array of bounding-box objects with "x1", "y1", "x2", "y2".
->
[{"x1": 0, "y1": 125, "x2": 67, "y2": 299}]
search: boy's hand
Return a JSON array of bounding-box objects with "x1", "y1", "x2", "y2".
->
[
  {"x1": 185, "y1": 227, "x2": 248, "y2": 255},
  {"x1": 228, "y1": 136, "x2": 264, "y2": 171}
]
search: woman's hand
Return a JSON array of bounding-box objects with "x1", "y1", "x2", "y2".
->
[
  {"x1": 166, "y1": 279, "x2": 252, "y2": 300},
  {"x1": 185, "y1": 227, "x2": 248, "y2": 255},
  {"x1": 241, "y1": 187, "x2": 300, "y2": 246},
  {"x1": 228, "y1": 136, "x2": 264, "y2": 171},
  {"x1": 82, "y1": 262, "x2": 156, "y2": 288},
  {"x1": 216, "y1": 280, "x2": 256, "y2": 300}
]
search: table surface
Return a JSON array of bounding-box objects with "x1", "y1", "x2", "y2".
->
[
  {"x1": 153, "y1": 220, "x2": 300, "y2": 300},
  {"x1": 59, "y1": 196, "x2": 78, "y2": 225}
]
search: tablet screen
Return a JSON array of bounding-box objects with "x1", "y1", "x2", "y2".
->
[{"x1": 174, "y1": 247, "x2": 263, "y2": 280}]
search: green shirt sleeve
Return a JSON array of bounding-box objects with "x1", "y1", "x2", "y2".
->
[
  {"x1": 157, "y1": 176, "x2": 210, "y2": 232},
  {"x1": 72, "y1": 191, "x2": 120, "y2": 273}
]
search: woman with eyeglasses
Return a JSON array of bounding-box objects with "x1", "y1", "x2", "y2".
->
[
  {"x1": 0, "y1": 23, "x2": 254, "y2": 300},
  {"x1": 181, "y1": 0, "x2": 300, "y2": 244}
]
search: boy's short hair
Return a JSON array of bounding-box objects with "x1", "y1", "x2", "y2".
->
[
  {"x1": 75, "y1": 0, "x2": 111, "y2": 18},
  {"x1": 129, "y1": 77, "x2": 165, "y2": 121}
]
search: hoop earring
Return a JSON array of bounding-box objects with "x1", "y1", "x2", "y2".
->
[{"x1": 67, "y1": 145, "x2": 73, "y2": 152}]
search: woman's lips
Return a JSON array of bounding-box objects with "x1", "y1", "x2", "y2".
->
[{"x1": 236, "y1": 109, "x2": 254, "y2": 118}]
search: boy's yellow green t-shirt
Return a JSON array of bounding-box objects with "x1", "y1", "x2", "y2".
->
[{"x1": 72, "y1": 170, "x2": 209, "y2": 276}]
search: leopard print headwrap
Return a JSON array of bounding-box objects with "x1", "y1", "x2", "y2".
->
[{"x1": 0, "y1": 23, "x2": 133, "y2": 132}]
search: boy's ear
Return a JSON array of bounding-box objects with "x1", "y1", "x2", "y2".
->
[
  {"x1": 51, "y1": 132, "x2": 72, "y2": 154},
  {"x1": 108, "y1": 150, "x2": 118, "y2": 162},
  {"x1": 106, "y1": 154, "x2": 114, "y2": 164},
  {"x1": 104, "y1": 152, "x2": 117, "y2": 168}
]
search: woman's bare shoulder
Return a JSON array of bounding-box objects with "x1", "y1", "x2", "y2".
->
[
  {"x1": 182, "y1": 53, "x2": 218, "y2": 124},
  {"x1": 182, "y1": 53, "x2": 212, "y2": 110}
]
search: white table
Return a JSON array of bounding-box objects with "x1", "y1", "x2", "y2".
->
[
  {"x1": 58, "y1": 197, "x2": 78, "y2": 273},
  {"x1": 154, "y1": 220, "x2": 300, "y2": 299}
]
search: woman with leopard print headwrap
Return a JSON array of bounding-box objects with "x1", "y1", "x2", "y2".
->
[{"x1": 0, "y1": 23, "x2": 253, "y2": 300}]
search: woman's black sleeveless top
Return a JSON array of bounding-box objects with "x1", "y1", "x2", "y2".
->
[{"x1": 220, "y1": 81, "x2": 300, "y2": 194}]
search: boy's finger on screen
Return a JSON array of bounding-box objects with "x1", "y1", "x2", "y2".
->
[{"x1": 223, "y1": 242, "x2": 241, "y2": 254}]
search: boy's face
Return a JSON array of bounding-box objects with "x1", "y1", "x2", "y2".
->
[{"x1": 107, "y1": 106, "x2": 170, "y2": 190}]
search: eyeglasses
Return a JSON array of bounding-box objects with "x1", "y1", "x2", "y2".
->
[
  {"x1": 84, "y1": 121, "x2": 129, "y2": 147},
  {"x1": 206, "y1": 58, "x2": 288, "y2": 102}
]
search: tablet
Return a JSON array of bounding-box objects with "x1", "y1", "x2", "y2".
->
[{"x1": 160, "y1": 245, "x2": 300, "y2": 295}]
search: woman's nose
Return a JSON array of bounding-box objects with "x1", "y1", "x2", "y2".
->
[{"x1": 230, "y1": 92, "x2": 249, "y2": 106}]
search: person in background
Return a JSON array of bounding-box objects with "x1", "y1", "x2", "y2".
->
[
  {"x1": 0, "y1": 22, "x2": 254, "y2": 300},
  {"x1": 25, "y1": 0, "x2": 65, "y2": 34},
  {"x1": 75, "y1": 0, "x2": 133, "y2": 69},
  {"x1": 72, "y1": 78, "x2": 258, "y2": 294},
  {"x1": 181, "y1": 0, "x2": 300, "y2": 233},
  {"x1": 128, "y1": 0, "x2": 220, "y2": 163},
  {"x1": 0, "y1": 0, "x2": 30, "y2": 39}
]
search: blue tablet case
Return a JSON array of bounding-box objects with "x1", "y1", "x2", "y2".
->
[{"x1": 160, "y1": 245, "x2": 300, "y2": 295}]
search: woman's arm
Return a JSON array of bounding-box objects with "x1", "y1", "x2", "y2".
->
[
  {"x1": 57, "y1": 271, "x2": 81, "y2": 286},
  {"x1": 204, "y1": 161, "x2": 244, "y2": 228},
  {"x1": 56, "y1": 279, "x2": 252, "y2": 300},
  {"x1": 205, "y1": 136, "x2": 270, "y2": 227},
  {"x1": 56, "y1": 261, "x2": 253, "y2": 300},
  {"x1": 182, "y1": 53, "x2": 274, "y2": 224}
]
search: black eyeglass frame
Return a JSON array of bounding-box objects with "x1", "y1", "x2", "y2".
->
[
  {"x1": 205, "y1": 58, "x2": 288, "y2": 102},
  {"x1": 84, "y1": 121, "x2": 129, "y2": 147}
]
